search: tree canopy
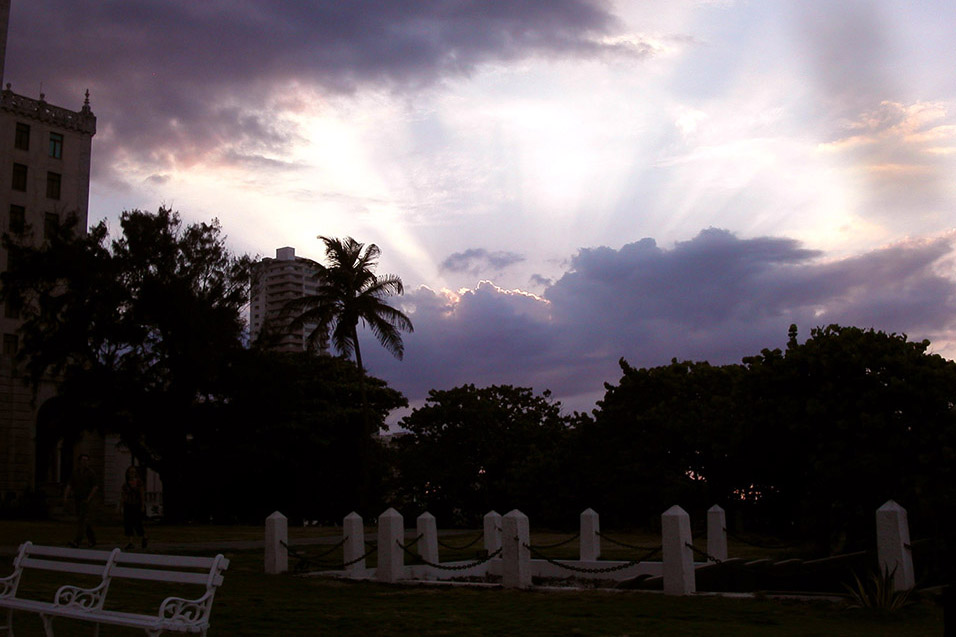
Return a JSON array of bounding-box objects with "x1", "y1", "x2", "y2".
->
[
  {"x1": 391, "y1": 384, "x2": 580, "y2": 526},
  {"x1": 580, "y1": 325, "x2": 956, "y2": 550},
  {"x1": 2, "y1": 208, "x2": 253, "y2": 517},
  {"x1": 197, "y1": 350, "x2": 407, "y2": 522}
]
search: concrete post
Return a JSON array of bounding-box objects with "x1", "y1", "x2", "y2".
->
[
  {"x1": 417, "y1": 512, "x2": 439, "y2": 572},
  {"x1": 707, "y1": 505, "x2": 728, "y2": 563},
  {"x1": 377, "y1": 508, "x2": 405, "y2": 583},
  {"x1": 484, "y1": 510, "x2": 502, "y2": 555},
  {"x1": 662, "y1": 505, "x2": 696, "y2": 595},
  {"x1": 580, "y1": 508, "x2": 600, "y2": 562},
  {"x1": 502, "y1": 509, "x2": 532, "y2": 589},
  {"x1": 343, "y1": 512, "x2": 365, "y2": 573},
  {"x1": 876, "y1": 500, "x2": 915, "y2": 591},
  {"x1": 265, "y1": 511, "x2": 288, "y2": 575}
]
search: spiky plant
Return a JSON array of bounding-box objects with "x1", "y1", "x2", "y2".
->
[{"x1": 843, "y1": 565, "x2": 914, "y2": 611}]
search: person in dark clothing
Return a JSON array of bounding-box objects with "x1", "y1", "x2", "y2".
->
[
  {"x1": 121, "y1": 465, "x2": 148, "y2": 549},
  {"x1": 63, "y1": 454, "x2": 98, "y2": 547}
]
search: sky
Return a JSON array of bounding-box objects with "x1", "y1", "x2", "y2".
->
[{"x1": 6, "y1": 0, "x2": 956, "y2": 416}]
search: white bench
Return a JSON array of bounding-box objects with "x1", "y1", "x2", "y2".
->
[{"x1": 1, "y1": 541, "x2": 229, "y2": 636}]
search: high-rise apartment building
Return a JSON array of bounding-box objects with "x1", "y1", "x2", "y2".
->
[
  {"x1": 250, "y1": 247, "x2": 323, "y2": 352},
  {"x1": 0, "y1": 0, "x2": 96, "y2": 499}
]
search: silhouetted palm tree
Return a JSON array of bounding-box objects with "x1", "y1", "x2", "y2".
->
[
  {"x1": 286, "y1": 236, "x2": 413, "y2": 371},
  {"x1": 285, "y1": 236, "x2": 413, "y2": 509}
]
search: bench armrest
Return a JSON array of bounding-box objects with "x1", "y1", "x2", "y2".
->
[
  {"x1": 0, "y1": 571, "x2": 21, "y2": 597},
  {"x1": 158, "y1": 590, "x2": 215, "y2": 625},
  {"x1": 54, "y1": 580, "x2": 110, "y2": 610}
]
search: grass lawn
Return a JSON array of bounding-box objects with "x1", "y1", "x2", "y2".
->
[{"x1": 0, "y1": 520, "x2": 944, "y2": 636}]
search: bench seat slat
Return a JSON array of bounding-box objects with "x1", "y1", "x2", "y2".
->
[
  {"x1": 19, "y1": 558, "x2": 107, "y2": 576},
  {"x1": 76, "y1": 609, "x2": 195, "y2": 629},
  {"x1": 0, "y1": 597, "x2": 56, "y2": 613},
  {"x1": 21, "y1": 605, "x2": 208, "y2": 633}
]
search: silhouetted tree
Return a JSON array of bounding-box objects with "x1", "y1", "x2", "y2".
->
[
  {"x1": 196, "y1": 350, "x2": 407, "y2": 522},
  {"x1": 1, "y1": 208, "x2": 252, "y2": 519},
  {"x1": 587, "y1": 325, "x2": 956, "y2": 554},
  {"x1": 576, "y1": 359, "x2": 741, "y2": 527},
  {"x1": 739, "y1": 325, "x2": 956, "y2": 552},
  {"x1": 392, "y1": 384, "x2": 577, "y2": 525}
]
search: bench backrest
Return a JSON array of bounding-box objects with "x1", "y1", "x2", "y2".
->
[
  {"x1": 8, "y1": 542, "x2": 228, "y2": 593},
  {"x1": 15, "y1": 542, "x2": 118, "y2": 579}
]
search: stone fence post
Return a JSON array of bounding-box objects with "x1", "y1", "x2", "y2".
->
[
  {"x1": 265, "y1": 511, "x2": 288, "y2": 575},
  {"x1": 502, "y1": 509, "x2": 531, "y2": 589},
  {"x1": 662, "y1": 505, "x2": 695, "y2": 595},
  {"x1": 377, "y1": 508, "x2": 405, "y2": 583},
  {"x1": 484, "y1": 510, "x2": 502, "y2": 555},
  {"x1": 343, "y1": 512, "x2": 365, "y2": 573},
  {"x1": 876, "y1": 500, "x2": 915, "y2": 591},
  {"x1": 707, "y1": 505, "x2": 728, "y2": 563},
  {"x1": 417, "y1": 512, "x2": 439, "y2": 575},
  {"x1": 580, "y1": 508, "x2": 600, "y2": 562}
]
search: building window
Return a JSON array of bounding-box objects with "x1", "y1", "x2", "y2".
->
[
  {"x1": 15, "y1": 123, "x2": 30, "y2": 150},
  {"x1": 12, "y1": 163, "x2": 27, "y2": 191},
  {"x1": 49, "y1": 132, "x2": 63, "y2": 159},
  {"x1": 46, "y1": 172, "x2": 61, "y2": 199},
  {"x1": 44, "y1": 212, "x2": 59, "y2": 239},
  {"x1": 4, "y1": 297, "x2": 19, "y2": 319},
  {"x1": 9, "y1": 205, "x2": 25, "y2": 233},
  {"x1": 2, "y1": 334, "x2": 17, "y2": 357}
]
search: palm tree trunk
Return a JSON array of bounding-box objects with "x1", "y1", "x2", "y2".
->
[
  {"x1": 352, "y1": 328, "x2": 372, "y2": 511},
  {"x1": 352, "y1": 327, "x2": 368, "y2": 427}
]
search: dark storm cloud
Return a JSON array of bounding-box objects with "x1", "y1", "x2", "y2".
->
[
  {"x1": 366, "y1": 229, "x2": 956, "y2": 413},
  {"x1": 4, "y1": 0, "x2": 637, "y2": 183},
  {"x1": 440, "y1": 248, "x2": 525, "y2": 275}
]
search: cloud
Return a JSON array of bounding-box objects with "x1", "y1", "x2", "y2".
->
[
  {"x1": 818, "y1": 100, "x2": 956, "y2": 220},
  {"x1": 791, "y1": 1, "x2": 899, "y2": 117},
  {"x1": 440, "y1": 248, "x2": 525, "y2": 275},
  {"x1": 5, "y1": 0, "x2": 646, "y2": 187},
  {"x1": 366, "y1": 229, "x2": 956, "y2": 414}
]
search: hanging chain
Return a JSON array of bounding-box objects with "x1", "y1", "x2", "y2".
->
[
  {"x1": 723, "y1": 528, "x2": 795, "y2": 550},
  {"x1": 685, "y1": 542, "x2": 722, "y2": 564},
  {"x1": 396, "y1": 541, "x2": 503, "y2": 570},
  {"x1": 437, "y1": 532, "x2": 484, "y2": 551},
  {"x1": 398, "y1": 534, "x2": 425, "y2": 550},
  {"x1": 340, "y1": 543, "x2": 379, "y2": 567},
  {"x1": 595, "y1": 531, "x2": 661, "y2": 552},
  {"x1": 523, "y1": 542, "x2": 662, "y2": 574},
  {"x1": 528, "y1": 533, "x2": 580, "y2": 550}
]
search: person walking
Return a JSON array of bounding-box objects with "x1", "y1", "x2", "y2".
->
[
  {"x1": 63, "y1": 453, "x2": 98, "y2": 548},
  {"x1": 121, "y1": 465, "x2": 148, "y2": 549}
]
